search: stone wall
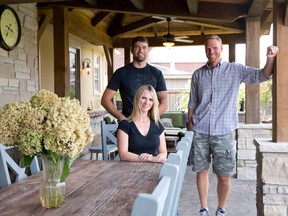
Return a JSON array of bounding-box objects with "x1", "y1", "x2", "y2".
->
[
  {"x1": 255, "y1": 139, "x2": 288, "y2": 216},
  {"x1": 0, "y1": 4, "x2": 38, "y2": 108},
  {"x1": 236, "y1": 123, "x2": 272, "y2": 180}
]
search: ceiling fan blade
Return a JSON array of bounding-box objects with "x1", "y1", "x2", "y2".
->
[
  {"x1": 152, "y1": 16, "x2": 184, "y2": 22},
  {"x1": 152, "y1": 16, "x2": 166, "y2": 20},
  {"x1": 174, "y1": 38, "x2": 194, "y2": 43},
  {"x1": 175, "y1": 36, "x2": 189, "y2": 39},
  {"x1": 171, "y1": 19, "x2": 185, "y2": 23}
]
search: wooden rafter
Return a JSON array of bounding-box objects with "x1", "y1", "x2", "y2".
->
[
  {"x1": 0, "y1": 0, "x2": 76, "y2": 4},
  {"x1": 36, "y1": 0, "x2": 247, "y2": 23},
  {"x1": 38, "y1": 15, "x2": 50, "y2": 41},
  {"x1": 248, "y1": 0, "x2": 270, "y2": 17},
  {"x1": 284, "y1": 0, "x2": 288, "y2": 26},
  {"x1": 91, "y1": 12, "x2": 110, "y2": 26},
  {"x1": 130, "y1": 0, "x2": 145, "y2": 10},
  {"x1": 112, "y1": 17, "x2": 160, "y2": 37},
  {"x1": 186, "y1": 0, "x2": 198, "y2": 14}
]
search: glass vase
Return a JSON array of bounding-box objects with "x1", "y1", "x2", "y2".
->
[{"x1": 39, "y1": 154, "x2": 66, "y2": 208}]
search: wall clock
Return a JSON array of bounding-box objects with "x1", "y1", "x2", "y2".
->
[{"x1": 0, "y1": 6, "x2": 21, "y2": 51}]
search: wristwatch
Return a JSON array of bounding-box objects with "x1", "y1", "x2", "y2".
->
[{"x1": 0, "y1": 6, "x2": 21, "y2": 51}]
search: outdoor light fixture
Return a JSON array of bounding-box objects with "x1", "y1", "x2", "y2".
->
[
  {"x1": 163, "y1": 41, "x2": 175, "y2": 48},
  {"x1": 82, "y1": 58, "x2": 91, "y2": 75}
]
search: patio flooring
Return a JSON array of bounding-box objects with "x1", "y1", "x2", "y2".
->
[{"x1": 178, "y1": 166, "x2": 257, "y2": 216}]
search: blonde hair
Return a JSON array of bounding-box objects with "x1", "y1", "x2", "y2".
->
[
  {"x1": 129, "y1": 85, "x2": 160, "y2": 124},
  {"x1": 205, "y1": 35, "x2": 222, "y2": 46}
]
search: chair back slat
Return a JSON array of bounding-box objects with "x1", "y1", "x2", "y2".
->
[
  {"x1": 0, "y1": 144, "x2": 40, "y2": 188},
  {"x1": 160, "y1": 155, "x2": 181, "y2": 216},
  {"x1": 182, "y1": 130, "x2": 194, "y2": 165},
  {"x1": 131, "y1": 176, "x2": 171, "y2": 216},
  {"x1": 101, "y1": 121, "x2": 118, "y2": 160}
]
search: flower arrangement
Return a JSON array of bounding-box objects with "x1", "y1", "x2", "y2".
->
[{"x1": 0, "y1": 89, "x2": 94, "y2": 181}]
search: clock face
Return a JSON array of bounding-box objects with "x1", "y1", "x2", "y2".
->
[{"x1": 0, "y1": 6, "x2": 21, "y2": 51}]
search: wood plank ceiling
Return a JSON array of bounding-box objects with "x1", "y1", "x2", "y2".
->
[{"x1": 0, "y1": 0, "x2": 273, "y2": 48}]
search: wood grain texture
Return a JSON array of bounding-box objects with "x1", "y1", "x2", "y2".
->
[{"x1": 0, "y1": 160, "x2": 161, "y2": 216}]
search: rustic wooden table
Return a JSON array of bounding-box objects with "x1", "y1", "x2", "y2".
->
[{"x1": 0, "y1": 160, "x2": 162, "y2": 216}]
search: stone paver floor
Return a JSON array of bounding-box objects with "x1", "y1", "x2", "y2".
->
[{"x1": 178, "y1": 166, "x2": 257, "y2": 216}]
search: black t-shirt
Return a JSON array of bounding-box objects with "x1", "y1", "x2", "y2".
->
[
  {"x1": 118, "y1": 119, "x2": 165, "y2": 156},
  {"x1": 107, "y1": 63, "x2": 167, "y2": 117}
]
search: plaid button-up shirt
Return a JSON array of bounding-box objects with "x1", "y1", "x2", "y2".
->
[{"x1": 188, "y1": 60, "x2": 269, "y2": 136}]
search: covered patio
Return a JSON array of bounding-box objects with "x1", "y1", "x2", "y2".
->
[{"x1": 0, "y1": 1, "x2": 288, "y2": 215}]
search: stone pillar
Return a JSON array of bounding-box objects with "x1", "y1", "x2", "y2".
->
[
  {"x1": 255, "y1": 139, "x2": 288, "y2": 216},
  {"x1": 237, "y1": 124, "x2": 272, "y2": 180}
]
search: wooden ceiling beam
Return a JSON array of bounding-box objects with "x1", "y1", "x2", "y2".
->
[
  {"x1": 112, "y1": 17, "x2": 160, "y2": 37},
  {"x1": 91, "y1": 12, "x2": 110, "y2": 26},
  {"x1": 186, "y1": 0, "x2": 198, "y2": 14},
  {"x1": 0, "y1": 0, "x2": 76, "y2": 4},
  {"x1": 261, "y1": 10, "x2": 273, "y2": 35},
  {"x1": 185, "y1": 20, "x2": 243, "y2": 32},
  {"x1": 113, "y1": 33, "x2": 246, "y2": 48},
  {"x1": 130, "y1": 0, "x2": 145, "y2": 10},
  {"x1": 284, "y1": 0, "x2": 288, "y2": 26},
  {"x1": 69, "y1": 11, "x2": 112, "y2": 47},
  {"x1": 84, "y1": 0, "x2": 97, "y2": 6},
  {"x1": 37, "y1": 0, "x2": 247, "y2": 23},
  {"x1": 248, "y1": 0, "x2": 270, "y2": 17},
  {"x1": 107, "y1": 13, "x2": 125, "y2": 36},
  {"x1": 38, "y1": 15, "x2": 50, "y2": 41}
]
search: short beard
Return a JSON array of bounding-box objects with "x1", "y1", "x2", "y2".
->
[{"x1": 134, "y1": 57, "x2": 145, "y2": 62}]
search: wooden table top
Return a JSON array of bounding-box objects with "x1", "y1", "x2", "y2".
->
[{"x1": 0, "y1": 159, "x2": 162, "y2": 216}]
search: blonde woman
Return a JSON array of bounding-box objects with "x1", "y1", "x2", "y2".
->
[{"x1": 117, "y1": 85, "x2": 167, "y2": 163}]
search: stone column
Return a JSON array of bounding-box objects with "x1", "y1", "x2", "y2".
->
[
  {"x1": 255, "y1": 139, "x2": 288, "y2": 216},
  {"x1": 237, "y1": 124, "x2": 272, "y2": 180}
]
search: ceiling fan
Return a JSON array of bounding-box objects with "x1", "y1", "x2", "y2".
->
[{"x1": 161, "y1": 17, "x2": 194, "y2": 47}]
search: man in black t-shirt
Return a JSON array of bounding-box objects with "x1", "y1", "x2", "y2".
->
[{"x1": 101, "y1": 36, "x2": 168, "y2": 120}]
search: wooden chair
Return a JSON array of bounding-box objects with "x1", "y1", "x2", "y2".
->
[
  {"x1": 0, "y1": 144, "x2": 40, "y2": 188},
  {"x1": 181, "y1": 131, "x2": 194, "y2": 165},
  {"x1": 131, "y1": 161, "x2": 180, "y2": 216},
  {"x1": 162, "y1": 149, "x2": 183, "y2": 216},
  {"x1": 161, "y1": 135, "x2": 192, "y2": 216},
  {"x1": 131, "y1": 175, "x2": 171, "y2": 216},
  {"x1": 172, "y1": 140, "x2": 192, "y2": 215},
  {"x1": 89, "y1": 120, "x2": 118, "y2": 160}
]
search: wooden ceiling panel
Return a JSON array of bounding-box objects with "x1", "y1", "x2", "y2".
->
[{"x1": 4, "y1": 0, "x2": 273, "y2": 47}]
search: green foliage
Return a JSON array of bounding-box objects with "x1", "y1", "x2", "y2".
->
[
  {"x1": 61, "y1": 154, "x2": 79, "y2": 182},
  {"x1": 260, "y1": 80, "x2": 272, "y2": 107},
  {"x1": 70, "y1": 89, "x2": 76, "y2": 99},
  {"x1": 20, "y1": 155, "x2": 34, "y2": 168},
  {"x1": 238, "y1": 84, "x2": 245, "y2": 111},
  {"x1": 176, "y1": 80, "x2": 191, "y2": 111}
]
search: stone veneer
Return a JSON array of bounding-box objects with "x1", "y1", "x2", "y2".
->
[
  {"x1": 236, "y1": 123, "x2": 272, "y2": 180},
  {"x1": 0, "y1": 4, "x2": 38, "y2": 107},
  {"x1": 255, "y1": 139, "x2": 288, "y2": 216}
]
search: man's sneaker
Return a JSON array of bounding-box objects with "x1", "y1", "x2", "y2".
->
[
  {"x1": 199, "y1": 208, "x2": 210, "y2": 216},
  {"x1": 215, "y1": 207, "x2": 226, "y2": 216}
]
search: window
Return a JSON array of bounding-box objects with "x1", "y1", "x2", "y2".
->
[
  {"x1": 93, "y1": 55, "x2": 100, "y2": 94},
  {"x1": 69, "y1": 48, "x2": 80, "y2": 100}
]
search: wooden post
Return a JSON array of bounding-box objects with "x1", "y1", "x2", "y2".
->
[
  {"x1": 245, "y1": 17, "x2": 261, "y2": 123},
  {"x1": 228, "y1": 43, "x2": 236, "y2": 62},
  {"x1": 53, "y1": 7, "x2": 70, "y2": 97},
  {"x1": 272, "y1": 0, "x2": 288, "y2": 141},
  {"x1": 124, "y1": 47, "x2": 131, "y2": 65}
]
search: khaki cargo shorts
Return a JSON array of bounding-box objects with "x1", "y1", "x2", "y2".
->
[{"x1": 191, "y1": 131, "x2": 235, "y2": 176}]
